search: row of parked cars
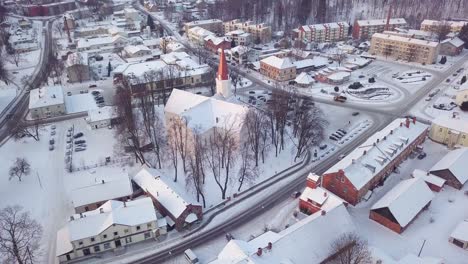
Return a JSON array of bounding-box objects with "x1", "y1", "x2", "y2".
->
[
  {"x1": 329, "y1": 129, "x2": 347, "y2": 141},
  {"x1": 92, "y1": 91, "x2": 105, "y2": 107}
]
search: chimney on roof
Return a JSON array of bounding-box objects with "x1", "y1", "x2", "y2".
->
[
  {"x1": 390, "y1": 129, "x2": 393, "y2": 135},
  {"x1": 157, "y1": 191, "x2": 159, "y2": 196},
  {"x1": 124, "y1": 201, "x2": 127, "y2": 207},
  {"x1": 79, "y1": 213, "x2": 83, "y2": 218},
  {"x1": 400, "y1": 122, "x2": 403, "y2": 127},
  {"x1": 70, "y1": 216, "x2": 74, "y2": 221},
  {"x1": 323, "y1": 191, "x2": 327, "y2": 197},
  {"x1": 412, "y1": 117, "x2": 416, "y2": 124},
  {"x1": 363, "y1": 150, "x2": 367, "y2": 155},
  {"x1": 102, "y1": 180, "x2": 105, "y2": 184},
  {"x1": 377, "y1": 138, "x2": 380, "y2": 143},
  {"x1": 405, "y1": 117, "x2": 410, "y2": 128},
  {"x1": 257, "y1": 247, "x2": 263, "y2": 256},
  {"x1": 383, "y1": 136, "x2": 387, "y2": 140},
  {"x1": 99, "y1": 208, "x2": 104, "y2": 214},
  {"x1": 267, "y1": 242, "x2": 272, "y2": 250},
  {"x1": 321, "y1": 210, "x2": 327, "y2": 216}
]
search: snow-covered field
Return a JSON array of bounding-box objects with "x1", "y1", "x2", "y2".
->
[{"x1": 0, "y1": 84, "x2": 16, "y2": 113}]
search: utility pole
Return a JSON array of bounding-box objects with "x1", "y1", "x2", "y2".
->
[{"x1": 418, "y1": 239, "x2": 426, "y2": 257}]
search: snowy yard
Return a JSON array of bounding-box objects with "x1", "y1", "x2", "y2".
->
[{"x1": 0, "y1": 84, "x2": 16, "y2": 113}]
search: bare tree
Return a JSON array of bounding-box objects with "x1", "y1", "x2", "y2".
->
[
  {"x1": 53, "y1": 21, "x2": 64, "y2": 37},
  {"x1": 205, "y1": 119, "x2": 238, "y2": 199},
  {"x1": 244, "y1": 109, "x2": 269, "y2": 166},
  {"x1": 162, "y1": 64, "x2": 180, "y2": 105},
  {"x1": 9, "y1": 49, "x2": 22, "y2": 67},
  {"x1": 292, "y1": 105, "x2": 327, "y2": 162},
  {"x1": 160, "y1": 37, "x2": 169, "y2": 54},
  {"x1": 436, "y1": 21, "x2": 451, "y2": 42},
  {"x1": 13, "y1": 120, "x2": 40, "y2": 141},
  {"x1": 186, "y1": 130, "x2": 207, "y2": 207},
  {"x1": 167, "y1": 119, "x2": 179, "y2": 182},
  {"x1": 328, "y1": 233, "x2": 372, "y2": 264},
  {"x1": 114, "y1": 86, "x2": 146, "y2": 164},
  {"x1": 334, "y1": 50, "x2": 347, "y2": 66},
  {"x1": 230, "y1": 71, "x2": 241, "y2": 96},
  {"x1": 8, "y1": 158, "x2": 30, "y2": 182},
  {"x1": 237, "y1": 142, "x2": 258, "y2": 191},
  {"x1": 0, "y1": 53, "x2": 10, "y2": 84},
  {"x1": 267, "y1": 87, "x2": 290, "y2": 156},
  {"x1": 0, "y1": 205, "x2": 43, "y2": 264}
]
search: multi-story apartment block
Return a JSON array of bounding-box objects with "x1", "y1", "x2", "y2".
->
[
  {"x1": 297, "y1": 22, "x2": 349, "y2": 43},
  {"x1": 429, "y1": 116, "x2": 468, "y2": 149},
  {"x1": 421, "y1": 20, "x2": 468, "y2": 33},
  {"x1": 260, "y1": 56, "x2": 296, "y2": 82},
  {"x1": 225, "y1": 29, "x2": 252, "y2": 46},
  {"x1": 370, "y1": 33, "x2": 440, "y2": 64},
  {"x1": 184, "y1": 19, "x2": 223, "y2": 34},
  {"x1": 352, "y1": 18, "x2": 407, "y2": 40},
  {"x1": 223, "y1": 19, "x2": 272, "y2": 43},
  {"x1": 321, "y1": 118, "x2": 428, "y2": 206},
  {"x1": 56, "y1": 198, "x2": 165, "y2": 263}
]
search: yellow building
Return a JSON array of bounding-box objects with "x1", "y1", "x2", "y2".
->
[
  {"x1": 370, "y1": 33, "x2": 440, "y2": 64},
  {"x1": 429, "y1": 117, "x2": 468, "y2": 148},
  {"x1": 184, "y1": 19, "x2": 223, "y2": 34},
  {"x1": 421, "y1": 20, "x2": 468, "y2": 33},
  {"x1": 260, "y1": 56, "x2": 296, "y2": 82},
  {"x1": 223, "y1": 19, "x2": 272, "y2": 43}
]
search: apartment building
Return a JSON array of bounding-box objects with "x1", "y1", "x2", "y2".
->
[
  {"x1": 260, "y1": 56, "x2": 296, "y2": 82},
  {"x1": 429, "y1": 116, "x2": 468, "y2": 148},
  {"x1": 187, "y1": 26, "x2": 215, "y2": 45},
  {"x1": 225, "y1": 29, "x2": 252, "y2": 46},
  {"x1": 370, "y1": 33, "x2": 440, "y2": 64},
  {"x1": 223, "y1": 19, "x2": 272, "y2": 43},
  {"x1": 421, "y1": 20, "x2": 468, "y2": 33},
  {"x1": 297, "y1": 22, "x2": 349, "y2": 43},
  {"x1": 56, "y1": 198, "x2": 165, "y2": 263},
  {"x1": 184, "y1": 19, "x2": 223, "y2": 34},
  {"x1": 352, "y1": 18, "x2": 407, "y2": 40}
]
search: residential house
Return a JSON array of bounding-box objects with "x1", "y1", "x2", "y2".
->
[
  {"x1": 369, "y1": 177, "x2": 434, "y2": 234},
  {"x1": 429, "y1": 116, "x2": 468, "y2": 148},
  {"x1": 56, "y1": 198, "x2": 163, "y2": 263},
  {"x1": 228, "y1": 45, "x2": 258, "y2": 64},
  {"x1": 132, "y1": 166, "x2": 203, "y2": 231},
  {"x1": 66, "y1": 52, "x2": 90, "y2": 83},
  {"x1": 411, "y1": 169, "x2": 446, "y2": 192},
  {"x1": 187, "y1": 26, "x2": 215, "y2": 45},
  {"x1": 370, "y1": 33, "x2": 440, "y2": 64},
  {"x1": 87, "y1": 106, "x2": 120, "y2": 129},
  {"x1": 440, "y1": 37, "x2": 465, "y2": 56},
  {"x1": 204, "y1": 35, "x2": 230, "y2": 54},
  {"x1": 77, "y1": 35, "x2": 128, "y2": 55},
  {"x1": 321, "y1": 118, "x2": 429, "y2": 205},
  {"x1": 124, "y1": 45, "x2": 152, "y2": 58},
  {"x1": 29, "y1": 86, "x2": 66, "y2": 119},
  {"x1": 450, "y1": 220, "x2": 468, "y2": 250},
  {"x1": 294, "y1": 72, "x2": 314, "y2": 87},
  {"x1": 71, "y1": 178, "x2": 133, "y2": 213},
  {"x1": 429, "y1": 147, "x2": 468, "y2": 189},
  {"x1": 352, "y1": 18, "x2": 407, "y2": 40},
  {"x1": 260, "y1": 56, "x2": 296, "y2": 82}
]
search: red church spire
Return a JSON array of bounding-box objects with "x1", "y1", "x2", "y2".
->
[{"x1": 217, "y1": 49, "x2": 229, "y2": 81}]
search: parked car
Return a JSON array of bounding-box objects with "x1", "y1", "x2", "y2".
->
[
  {"x1": 417, "y1": 152, "x2": 427, "y2": 160},
  {"x1": 49, "y1": 139, "x2": 55, "y2": 145},
  {"x1": 49, "y1": 145, "x2": 54, "y2": 151},
  {"x1": 67, "y1": 91, "x2": 72, "y2": 96},
  {"x1": 91, "y1": 91, "x2": 100, "y2": 96},
  {"x1": 249, "y1": 91, "x2": 255, "y2": 94},
  {"x1": 75, "y1": 147, "x2": 86, "y2": 152},
  {"x1": 338, "y1": 129, "x2": 347, "y2": 134},
  {"x1": 291, "y1": 191, "x2": 302, "y2": 198},
  {"x1": 89, "y1": 84, "x2": 97, "y2": 88},
  {"x1": 319, "y1": 144, "x2": 328, "y2": 150},
  {"x1": 352, "y1": 112, "x2": 360, "y2": 116},
  {"x1": 74, "y1": 139, "x2": 86, "y2": 144},
  {"x1": 50, "y1": 130, "x2": 56, "y2": 136},
  {"x1": 73, "y1": 132, "x2": 84, "y2": 139},
  {"x1": 329, "y1": 135, "x2": 338, "y2": 141},
  {"x1": 338, "y1": 154, "x2": 346, "y2": 160}
]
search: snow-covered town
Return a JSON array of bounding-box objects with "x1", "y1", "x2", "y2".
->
[{"x1": 0, "y1": 0, "x2": 467, "y2": 264}]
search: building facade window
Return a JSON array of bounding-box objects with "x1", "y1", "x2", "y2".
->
[
  {"x1": 144, "y1": 232, "x2": 151, "y2": 239},
  {"x1": 93, "y1": 245, "x2": 100, "y2": 252},
  {"x1": 104, "y1": 243, "x2": 111, "y2": 249},
  {"x1": 125, "y1": 237, "x2": 132, "y2": 243}
]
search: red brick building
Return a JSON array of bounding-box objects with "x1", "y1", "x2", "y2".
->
[
  {"x1": 204, "y1": 36, "x2": 231, "y2": 54},
  {"x1": 322, "y1": 118, "x2": 429, "y2": 205},
  {"x1": 369, "y1": 177, "x2": 434, "y2": 234},
  {"x1": 411, "y1": 169, "x2": 445, "y2": 192},
  {"x1": 132, "y1": 166, "x2": 203, "y2": 231},
  {"x1": 299, "y1": 173, "x2": 344, "y2": 215},
  {"x1": 429, "y1": 147, "x2": 468, "y2": 190}
]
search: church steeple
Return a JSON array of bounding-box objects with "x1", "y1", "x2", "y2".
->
[
  {"x1": 217, "y1": 49, "x2": 229, "y2": 80},
  {"x1": 215, "y1": 49, "x2": 231, "y2": 98}
]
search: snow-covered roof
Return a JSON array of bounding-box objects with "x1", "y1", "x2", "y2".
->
[
  {"x1": 56, "y1": 226, "x2": 73, "y2": 256},
  {"x1": 261, "y1": 56, "x2": 294, "y2": 69},
  {"x1": 185, "y1": 19, "x2": 222, "y2": 28},
  {"x1": 294, "y1": 72, "x2": 314, "y2": 85},
  {"x1": 324, "y1": 118, "x2": 428, "y2": 190},
  {"x1": 71, "y1": 177, "x2": 133, "y2": 208},
  {"x1": 372, "y1": 33, "x2": 440, "y2": 48},
  {"x1": 66, "y1": 198, "x2": 157, "y2": 242},
  {"x1": 411, "y1": 169, "x2": 446, "y2": 187},
  {"x1": 132, "y1": 165, "x2": 200, "y2": 219},
  {"x1": 346, "y1": 57, "x2": 371, "y2": 67},
  {"x1": 327, "y1": 71, "x2": 350, "y2": 81},
  {"x1": 210, "y1": 204, "x2": 355, "y2": 264},
  {"x1": 398, "y1": 254, "x2": 444, "y2": 264},
  {"x1": 432, "y1": 116, "x2": 468, "y2": 134},
  {"x1": 441, "y1": 37, "x2": 464, "y2": 47},
  {"x1": 307, "y1": 172, "x2": 320, "y2": 182},
  {"x1": 29, "y1": 86, "x2": 64, "y2": 109},
  {"x1": 430, "y1": 147, "x2": 468, "y2": 185},
  {"x1": 124, "y1": 44, "x2": 150, "y2": 55},
  {"x1": 87, "y1": 106, "x2": 119, "y2": 123},
  {"x1": 188, "y1": 26, "x2": 215, "y2": 37},
  {"x1": 165, "y1": 89, "x2": 248, "y2": 134},
  {"x1": 450, "y1": 220, "x2": 468, "y2": 242},
  {"x1": 421, "y1": 19, "x2": 468, "y2": 28},
  {"x1": 204, "y1": 34, "x2": 228, "y2": 45},
  {"x1": 371, "y1": 178, "x2": 434, "y2": 227},
  {"x1": 300, "y1": 186, "x2": 344, "y2": 211},
  {"x1": 293, "y1": 59, "x2": 318, "y2": 70},
  {"x1": 357, "y1": 18, "x2": 407, "y2": 26},
  {"x1": 77, "y1": 35, "x2": 128, "y2": 49}
]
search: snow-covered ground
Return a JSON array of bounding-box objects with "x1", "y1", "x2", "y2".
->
[{"x1": 0, "y1": 84, "x2": 16, "y2": 113}]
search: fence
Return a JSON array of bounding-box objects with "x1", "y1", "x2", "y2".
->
[{"x1": 70, "y1": 156, "x2": 132, "y2": 172}]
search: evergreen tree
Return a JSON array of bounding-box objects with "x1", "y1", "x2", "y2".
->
[
  {"x1": 459, "y1": 24, "x2": 468, "y2": 49},
  {"x1": 461, "y1": 101, "x2": 468, "y2": 111},
  {"x1": 461, "y1": 75, "x2": 467, "y2": 85},
  {"x1": 107, "y1": 61, "x2": 111, "y2": 77},
  {"x1": 440, "y1": 56, "x2": 447, "y2": 64},
  {"x1": 231, "y1": 38, "x2": 236, "y2": 48},
  {"x1": 147, "y1": 14, "x2": 155, "y2": 30}
]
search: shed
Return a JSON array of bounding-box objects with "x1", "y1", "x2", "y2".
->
[{"x1": 411, "y1": 169, "x2": 445, "y2": 192}]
